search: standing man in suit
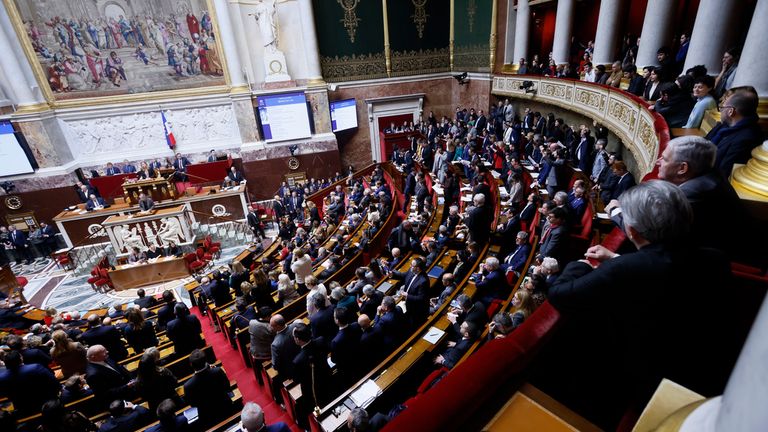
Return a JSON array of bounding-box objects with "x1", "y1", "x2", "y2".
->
[
  {"x1": 85, "y1": 345, "x2": 136, "y2": 405},
  {"x1": 608, "y1": 161, "x2": 636, "y2": 201},
  {"x1": 330, "y1": 307, "x2": 363, "y2": 383},
  {"x1": 0, "y1": 351, "x2": 59, "y2": 415},
  {"x1": 576, "y1": 127, "x2": 595, "y2": 173},
  {"x1": 373, "y1": 296, "x2": 406, "y2": 349},
  {"x1": 134, "y1": 289, "x2": 157, "y2": 309},
  {"x1": 184, "y1": 349, "x2": 234, "y2": 428},
  {"x1": 8, "y1": 225, "x2": 33, "y2": 264},
  {"x1": 272, "y1": 195, "x2": 286, "y2": 220},
  {"x1": 86, "y1": 194, "x2": 108, "y2": 211},
  {"x1": 392, "y1": 258, "x2": 430, "y2": 327},
  {"x1": 80, "y1": 314, "x2": 129, "y2": 360},
  {"x1": 309, "y1": 294, "x2": 337, "y2": 343},
  {"x1": 156, "y1": 290, "x2": 177, "y2": 330},
  {"x1": 539, "y1": 207, "x2": 569, "y2": 263},
  {"x1": 99, "y1": 400, "x2": 152, "y2": 432},
  {"x1": 172, "y1": 153, "x2": 191, "y2": 181},
  {"x1": 247, "y1": 206, "x2": 266, "y2": 241},
  {"x1": 474, "y1": 257, "x2": 510, "y2": 307},
  {"x1": 37, "y1": 222, "x2": 57, "y2": 257},
  {"x1": 138, "y1": 192, "x2": 155, "y2": 211},
  {"x1": 270, "y1": 314, "x2": 300, "y2": 384},
  {"x1": 292, "y1": 322, "x2": 332, "y2": 421},
  {"x1": 207, "y1": 149, "x2": 218, "y2": 162},
  {"x1": 239, "y1": 402, "x2": 291, "y2": 432},
  {"x1": 76, "y1": 182, "x2": 97, "y2": 202},
  {"x1": 105, "y1": 162, "x2": 121, "y2": 176},
  {"x1": 464, "y1": 194, "x2": 491, "y2": 246},
  {"x1": 167, "y1": 303, "x2": 204, "y2": 355},
  {"x1": 149, "y1": 159, "x2": 165, "y2": 171}
]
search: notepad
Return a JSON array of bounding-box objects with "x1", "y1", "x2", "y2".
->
[
  {"x1": 377, "y1": 281, "x2": 393, "y2": 294},
  {"x1": 423, "y1": 326, "x2": 445, "y2": 344},
  {"x1": 350, "y1": 379, "x2": 382, "y2": 407}
]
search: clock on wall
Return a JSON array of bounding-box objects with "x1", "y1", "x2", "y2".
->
[
  {"x1": 4, "y1": 195, "x2": 22, "y2": 210},
  {"x1": 287, "y1": 157, "x2": 300, "y2": 170}
]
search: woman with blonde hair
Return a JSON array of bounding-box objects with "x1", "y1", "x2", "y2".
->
[
  {"x1": 50, "y1": 330, "x2": 87, "y2": 378},
  {"x1": 510, "y1": 289, "x2": 536, "y2": 329},
  {"x1": 276, "y1": 273, "x2": 299, "y2": 307}
]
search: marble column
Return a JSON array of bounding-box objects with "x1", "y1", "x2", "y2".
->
[
  {"x1": 512, "y1": 0, "x2": 530, "y2": 64},
  {"x1": 636, "y1": 0, "x2": 676, "y2": 68},
  {"x1": 0, "y1": 18, "x2": 39, "y2": 106},
  {"x1": 732, "y1": 0, "x2": 768, "y2": 96},
  {"x1": 683, "y1": 0, "x2": 739, "y2": 74},
  {"x1": 592, "y1": 0, "x2": 623, "y2": 66},
  {"x1": 552, "y1": 0, "x2": 574, "y2": 65},
  {"x1": 212, "y1": 0, "x2": 247, "y2": 88},
  {"x1": 503, "y1": 0, "x2": 516, "y2": 64},
  {"x1": 298, "y1": 0, "x2": 324, "y2": 85}
]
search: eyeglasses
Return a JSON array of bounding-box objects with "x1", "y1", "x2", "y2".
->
[{"x1": 719, "y1": 104, "x2": 734, "y2": 111}]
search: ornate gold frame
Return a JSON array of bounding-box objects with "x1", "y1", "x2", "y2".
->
[{"x1": 2, "y1": 0, "x2": 233, "y2": 109}]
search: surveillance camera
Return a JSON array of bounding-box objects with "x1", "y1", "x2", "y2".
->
[{"x1": 454, "y1": 72, "x2": 469, "y2": 85}]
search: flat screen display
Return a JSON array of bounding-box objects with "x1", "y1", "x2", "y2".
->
[
  {"x1": 330, "y1": 99, "x2": 358, "y2": 132},
  {"x1": 257, "y1": 92, "x2": 312, "y2": 143},
  {"x1": 0, "y1": 121, "x2": 34, "y2": 176}
]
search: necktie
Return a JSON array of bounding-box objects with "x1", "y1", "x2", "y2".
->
[{"x1": 541, "y1": 226, "x2": 552, "y2": 245}]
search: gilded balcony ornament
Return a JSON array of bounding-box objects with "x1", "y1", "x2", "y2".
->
[
  {"x1": 411, "y1": 0, "x2": 429, "y2": 38},
  {"x1": 467, "y1": 0, "x2": 476, "y2": 32},
  {"x1": 338, "y1": 0, "x2": 362, "y2": 43}
]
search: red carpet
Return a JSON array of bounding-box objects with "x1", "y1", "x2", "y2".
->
[{"x1": 192, "y1": 308, "x2": 302, "y2": 431}]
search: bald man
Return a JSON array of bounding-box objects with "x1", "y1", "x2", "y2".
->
[
  {"x1": 84, "y1": 345, "x2": 135, "y2": 404},
  {"x1": 239, "y1": 402, "x2": 290, "y2": 432}
]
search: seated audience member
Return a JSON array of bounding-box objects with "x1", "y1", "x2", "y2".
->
[
  {"x1": 433, "y1": 321, "x2": 478, "y2": 369},
  {"x1": 270, "y1": 314, "x2": 301, "y2": 381},
  {"x1": 239, "y1": 402, "x2": 291, "y2": 432},
  {"x1": 85, "y1": 345, "x2": 136, "y2": 405},
  {"x1": 706, "y1": 86, "x2": 763, "y2": 177},
  {"x1": 135, "y1": 348, "x2": 181, "y2": 413},
  {"x1": 683, "y1": 75, "x2": 716, "y2": 129},
  {"x1": 430, "y1": 273, "x2": 457, "y2": 314},
  {"x1": 146, "y1": 244, "x2": 163, "y2": 259},
  {"x1": 448, "y1": 294, "x2": 487, "y2": 339},
  {"x1": 524, "y1": 273, "x2": 549, "y2": 308},
  {"x1": 166, "y1": 303, "x2": 204, "y2": 355},
  {"x1": 38, "y1": 399, "x2": 98, "y2": 432},
  {"x1": 249, "y1": 306, "x2": 275, "y2": 361},
  {"x1": 80, "y1": 314, "x2": 129, "y2": 360},
  {"x1": 360, "y1": 284, "x2": 384, "y2": 319},
  {"x1": 85, "y1": 194, "x2": 108, "y2": 211},
  {"x1": 123, "y1": 307, "x2": 158, "y2": 352},
  {"x1": 156, "y1": 290, "x2": 177, "y2": 330},
  {"x1": 60, "y1": 374, "x2": 93, "y2": 403},
  {"x1": 105, "y1": 162, "x2": 121, "y2": 176},
  {"x1": 164, "y1": 240, "x2": 182, "y2": 257},
  {"x1": 347, "y1": 407, "x2": 389, "y2": 432},
  {"x1": 146, "y1": 399, "x2": 190, "y2": 432},
  {"x1": 98, "y1": 399, "x2": 152, "y2": 432},
  {"x1": 488, "y1": 312, "x2": 515, "y2": 340},
  {"x1": 331, "y1": 306, "x2": 363, "y2": 381},
  {"x1": 623, "y1": 64, "x2": 645, "y2": 96},
  {"x1": 134, "y1": 288, "x2": 157, "y2": 309},
  {"x1": 545, "y1": 181, "x2": 735, "y2": 427},
  {"x1": 138, "y1": 192, "x2": 155, "y2": 211},
  {"x1": 184, "y1": 349, "x2": 234, "y2": 427},
  {"x1": 0, "y1": 351, "x2": 59, "y2": 415},
  {"x1": 643, "y1": 66, "x2": 663, "y2": 101},
  {"x1": 6, "y1": 333, "x2": 51, "y2": 369},
  {"x1": 501, "y1": 231, "x2": 531, "y2": 276},
  {"x1": 121, "y1": 160, "x2": 137, "y2": 173},
  {"x1": 474, "y1": 257, "x2": 509, "y2": 306},
  {"x1": 510, "y1": 289, "x2": 536, "y2": 329},
  {"x1": 653, "y1": 83, "x2": 695, "y2": 129}
]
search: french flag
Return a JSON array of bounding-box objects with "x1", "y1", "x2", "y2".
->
[{"x1": 161, "y1": 111, "x2": 176, "y2": 149}]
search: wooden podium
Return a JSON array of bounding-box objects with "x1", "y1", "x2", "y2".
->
[{"x1": 122, "y1": 177, "x2": 177, "y2": 205}]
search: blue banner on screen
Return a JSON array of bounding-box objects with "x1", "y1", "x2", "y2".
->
[
  {"x1": 330, "y1": 99, "x2": 358, "y2": 132},
  {"x1": 257, "y1": 92, "x2": 312, "y2": 143},
  {"x1": 0, "y1": 121, "x2": 34, "y2": 177}
]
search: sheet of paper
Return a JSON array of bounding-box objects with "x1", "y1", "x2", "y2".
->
[
  {"x1": 350, "y1": 379, "x2": 383, "y2": 407},
  {"x1": 597, "y1": 212, "x2": 610, "y2": 220},
  {"x1": 320, "y1": 407, "x2": 349, "y2": 431},
  {"x1": 423, "y1": 326, "x2": 445, "y2": 344}
]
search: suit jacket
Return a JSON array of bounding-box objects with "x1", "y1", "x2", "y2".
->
[
  {"x1": 475, "y1": 269, "x2": 509, "y2": 303},
  {"x1": 292, "y1": 338, "x2": 332, "y2": 406},
  {"x1": 519, "y1": 202, "x2": 537, "y2": 225},
  {"x1": 172, "y1": 157, "x2": 191, "y2": 172},
  {"x1": 271, "y1": 325, "x2": 301, "y2": 378},
  {"x1": 453, "y1": 301, "x2": 487, "y2": 335},
  {"x1": 401, "y1": 271, "x2": 430, "y2": 324},
  {"x1": 98, "y1": 406, "x2": 151, "y2": 432},
  {"x1": 156, "y1": 301, "x2": 176, "y2": 330},
  {"x1": 540, "y1": 224, "x2": 567, "y2": 262},
  {"x1": 374, "y1": 306, "x2": 405, "y2": 348},
  {"x1": 611, "y1": 173, "x2": 637, "y2": 201},
  {"x1": 465, "y1": 205, "x2": 491, "y2": 245},
  {"x1": 77, "y1": 186, "x2": 97, "y2": 202},
  {"x1": 85, "y1": 359, "x2": 134, "y2": 404},
  {"x1": 123, "y1": 321, "x2": 158, "y2": 352},
  {"x1": 227, "y1": 171, "x2": 244, "y2": 183},
  {"x1": 310, "y1": 305, "x2": 338, "y2": 343},
  {"x1": 9, "y1": 230, "x2": 28, "y2": 247},
  {"x1": 576, "y1": 136, "x2": 595, "y2": 172},
  {"x1": 359, "y1": 325, "x2": 385, "y2": 368},
  {"x1": 501, "y1": 244, "x2": 531, "y2": 274},
  {"x1": 134, "y1": 295, "x2": 157, "y2": 309},
  {"x1": 139, "y1": 197, "x2": 155, "y2": 211},
  {"x1": 137, "y1": 168, "x2": 156, "y2": 179},
  {"x1": 105, "y1": 166, "x2": 122, "y2": 176},
  {"x1": 0, "y1": 363, "x2": 59, "y2": 414},
  {"x1": 183, "y1": 366, "x2": 233, "y2": 425},
  {"x1": 145, "y1": 415, "x2": 190, "y2": 432},
  {"x1": 167, "y1": 315, "x2": 204, "y2": 355},
  {"x1": 86, "y1": 197, "x2": 108, "y2": 211},
  {"x1": 707, "y1": 118, "x2": 764, "y2": 177},
  {"x1": 441, "y1": 337, "x2": 473, "y2": 369},
  {"x1": 331, "y1": 323, "x2": 362, "y2": 375},
  {"x1": 80, "y1": 325, "x2": 129, "y2": 360}
]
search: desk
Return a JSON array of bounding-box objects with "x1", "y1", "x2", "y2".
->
[{"x1": 108, "y1": 256, "x2": 190, "y2": 291}]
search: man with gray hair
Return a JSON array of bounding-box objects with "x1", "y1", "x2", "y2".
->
[
  {"x1": 464, "y1": 193, "x2": 491, "y2": 245},
  {"x1": 475, "y1": 256, "x2": 509, "y2": 307},
  {"x1": 546, "y1": 180, "x2": 734, "y2": 426},
  {"x1": 239, "y1": 401, "x2": 290, "y2": 432}
]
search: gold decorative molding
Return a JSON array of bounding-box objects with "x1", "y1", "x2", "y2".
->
[
  {"x1": 391, "y1": 47, "x2": 450, "y2": 76},
  {"x1": 411, "y1": 0, "x2": 429, "y2": 39},
  {"x1": 489, "y1": 0, "x2": 497, "y2": 71},
  {"x1": 467, "y1": 0, "x2": 477, "y2": 33},
  {"x1": 449, "y1": 0, "x2": 455, "y2": 71},
  {"x1": 338, "y1": 0, "x2": 362, "y2": 43},
  {"x1": 382, "y1": 0, "x2": 392, "y2": 78},
  {"x1": 320, "y1": 53, "x2": 388, "y2": 82},
  {"x1": 454, "y1": 43, "x2": 490, "y2": 70},
  {"x1": 12, "y1": 102, "x2": 52, "y2": 115},
  {"x1": 2, "y1": 0, "x2": 232, "y2": 107},
  {"x1": 731, "y1": 143, "x2": 768, "y2": 201}
]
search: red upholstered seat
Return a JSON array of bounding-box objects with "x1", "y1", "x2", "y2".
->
[
  {"x1": 185, "y1": 252, "x2": 205, "y2": 273},
  {"x1": 197, "y1": 247, "x2": 213, "y2": 263},
  {"x1": 15, "y1": 277, "x2": 28, "y2": 288},
  {"x1": 94, "y1": 267, "x2": 112, "y2": 291}
]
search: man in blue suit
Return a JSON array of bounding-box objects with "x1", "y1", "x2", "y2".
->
[
  {"x1": 146, "y1": 399, "x2": 189, "y2": 432},
  {"x1": 331, "y1": 306, "x2": 363, "y2": 382},
  {"x1": 474, "y1": 256, "x2": 510, "y2": 307},
  {"x1": 500, "y1": 231, "x2": 531, "y2": 276},
  {"x1": 99, "y1": 399, "x2": 152, "y2": 432},
  {"x1": 373, "y1": 296, "x2": 405, "y2": 349},
  {"x1": 0, "y1": 351, "x2": 59, "y2": 415},
  {"x1": 172, "y1": 153, "x2": 191, "y2": 181},
  {"x1": 105, "y1": 162, "x2": 121, "y2": 176},
  {"x1": 121, "y1": 159, "x2": 137, "y2": 173},
  {"x1": 86, "y1": 194, "x2": 108, "y2": 211},
  {"x1": 80, "y1": 314, "x2": 129, "y2": 360},
  {"x1": 8, "y1": 225, "x2": 33, "y2": 264},
  {"x1": 392, "y1": 258, "x2": 430, "y2": 327},
  {"x1": 239, "y1": 402, "x2": 291, "y2": 432}
]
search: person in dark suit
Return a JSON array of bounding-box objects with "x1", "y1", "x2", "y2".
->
[
  {"x1": 357, "y1": 314, "x2": 385, "y2": 370},
  {"x1": 0, "y1": 351, "x2": 59, "y2": 415},
  {"x1": 546, "y1": 181, "x2": 734, "y2": 427},
  {"x1": 309, "y1": 295, "x2": 337, "y2": 343},
  {"x1": 123, "y1": 308, "x2": 158, "y2": 352},
  {"x1": 240, "y1": 402, "x2": 292, "y2": 432},
  {"x1": 7, "y1": 225, "x2": 33, "y2": 264},
  {"x1": 171, "y1": 153, "x2": 191, "y2": 181},
  {"x1": 76, "y1": 182, "x2": 97, "y2": 202},
  {"x1": 37, "y1": 222, "x2": 58, "y2": 257},
  {"x1": 121, "y1": 160, "x2": 137, "y2": 174},
  {"x1": 166, "y1": 304, "x2": 204, "y2": 355},
  {"x1": 474, "y1": 257, "x2": 510, "y2": 307},
  {"x1": 608, "y1": 161, "x2": 636, "y2": 201},
  {"x1": 403, "y1": 168, "x2": 417, "y2": 211},
  {"x1": 286, "y1": 191, "x2": 303, "y2": 220},
  {"x1": 575, "y1": 127, "x2": 595, "y2": 173},
  {"x1": 138, "y1": 192, "x2": 155, "y2": 211},
  {"x1": 247, "y1": 206, "x2": 266, "y2": 240},
  {"x1": 270, "y1": 314, "x2": 300, "y2": 382},
  {"x1": 373, "y1": 296, "x2": 405, "y2": 349},
  {"x1": 706, "y1": 88, "x2": 763, "y2": 177},
  {"x1": 146, "y1": 399, "x2": 190, "y2": 432},
  {"x1": 99, "y1": 400, "x2": 152, "y2": 432},
  {"x1": 210, "y1": 276, "x2": 232, "y2": 307},
  {"x1": 448, "y1": 294, "x2": 487, "y2": 339},
  {"x1": 224, "y1": 166, "x2": 245, "y2": 186},
  {"x1": 149, "y1": 159, "x2": 166, "y2": 171},
  {"x1": 434, "y1": 321, "x2": 478, "y2": 369},
  {"x1": 415, "y1": 178, "x2": 431, "y2": 213},
  {"x1": 85, "y1": 345, "x2": 136, "y2": 405},
  {"x1": 292, "y1": 323, "x2": 332, "y2": 413},
  {"x1": 392, "y1": 258, "x2": 430, "y2": 327},
  {"x1": 501, "y1": 231, "x2": 531, "y2": 275},
  {"x1": 184, "y1": 349, "x2": 234, "y2": 428},
  {"x1": 164, "y1": 241, "x2": 182, "y2": 258},
  {"x1": 539, "y1": 207, "x2": 568, "y2": 263},
  {"x1": 330, "y1": 307, "x2": 363, "y2": 381},
  {"x1": 496, "y1": 212, "x2": 521, "y2": 252},
  {"x1": 388, "y1": 220, "x2": 418, "y2": 254},
  {"x1": 272, "y1": 195, "x2": 286, "y2": 220},
  {"x1": 464, "y1": 194, "x2": 492, "y2": 246},
  {"x1": 145, "y1": 244, "x2": 164, "y2": 259},
  {"x1": 104, "y1": 162, "x2": 121, "y2": 176},
  {"x1": 360, "y1": 284, "x2": 384, "y2": 318},
  {"x1": 518, "y1": 193, "x2": 539, "y2": 228},
  {"x1": 207, "y1": 150, "x2": 218, "y2": 162},
  {"x1": 86, "y1": 194, "x2": 108, "y2": 211},
  {"x1": 156, "y1": 290, "x2": 176, "y2": 330},
  {"x1": 80, "y1": 314, "x2": 129, "y2": 360}
]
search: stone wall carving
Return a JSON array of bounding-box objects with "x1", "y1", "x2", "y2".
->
[{"x1": 62, "y1": 104, "x2": 240, "y2": 159}]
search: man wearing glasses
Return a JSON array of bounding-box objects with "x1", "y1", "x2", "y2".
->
[{"x1": 705, "y1": 87, "x2": 763, "y2": 177}]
